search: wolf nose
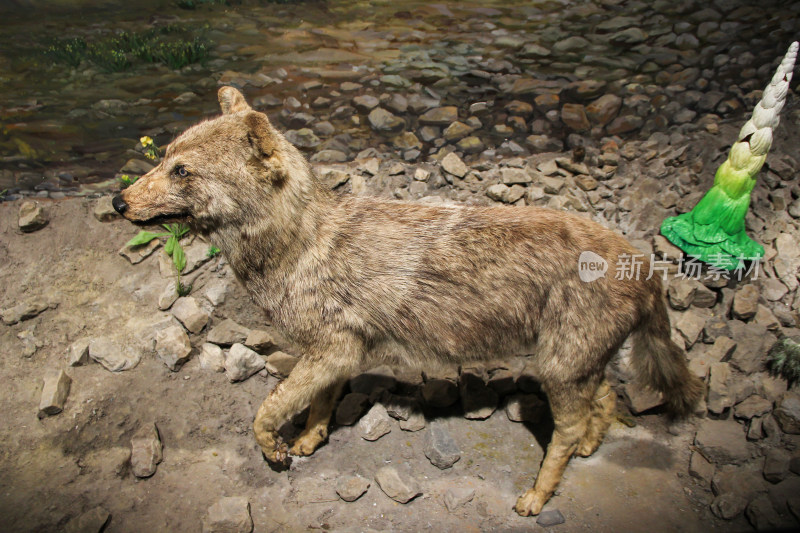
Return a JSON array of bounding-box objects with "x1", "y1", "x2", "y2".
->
[{"x1": 112, "y1": 195, "x2": 128, "y2": 215}]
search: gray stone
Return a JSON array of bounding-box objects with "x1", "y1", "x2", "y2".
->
[
  {"x1": 773, "y1": 392, "x2": 800, "y2": 434},
  {"x1": 63, "y1": 506, "x2": 111, "y2": 533},
  {"x1": 358, "y1": 403, "x2": 392, "y2": 441},
  {"x1": 374, "y1": 467, "x2": 421, "y2": 503},
  {"x1": 183, "y1": 243, "x2": 214, "y2": 274},
  {"x1": 443, "y1": 486, "x2": 475, "y2": 512},
  {"x1": 586, "y1": 94, "x2": 622, "y2": 127},
  {"x1": 745, "y1": 495, "x2": 782, "y2": 531},
  {"x1": 1, "y1": 300, "x2": 50, "y2": 325},
  {"x1": 207, "y1": 319, "x2": 251, "y2": 347},
  {"x1": 689, "y1": 451, "x2": 714, "y2": 485},
  {"x1": 763, "y1": 449, "x2": 789, "y2": 484},
  {"x1": 624, "y1": 382, "x2": 663, "y2": 414},
  {"x1": 443, "y1": 121, "x2": 473, "y2": 142},
  {"x1": 419, "y1": 106, "x2": 458, "y2": 126},
  {"x1": 537, "y1": 509, "x2": 566, "y2": 527},
  {"x1": 441, "y1": 152, "x2": 469, "y2": 178},
  {"x1": 505, "y1": 393, "x2": 547, "y2": 423},
  {"x1": 155, "y1": 325, "x2": 192, "y2": 371},
  {"x1": 225, "y1": 343, "x2": 264, "y2": 382},
  {"x1": 171, "y1": 297, "x2": 209, "y2": 334},
  {"x1": 352, "y1": 95, "x2": 379, "y2": 112},
  {"x1": 264, "y1": 351, "x2": 298, "y2": 378},
  {"x1": 350, "y1": 365, "x2": 396, "y2": 395},
  {"x1": 130, "y1": 423, "x2": 162, "y2": 478},
  {"x1": 734, "y1": 395, "x2": 772, "y2": 420},
  {"x1": 336, "y1": 392, "x2": 370, "y2": 426},
  {"x1": 729, "y1": 322, "x2": 771, "y2": 373},
  {"x1": 38, "y1": 369, "x2": 71, "y2": 418},
  {"x1": 67, "y1": 338, "x2": 90, "y2": 366},
  {"x1": 381, "y1": 393, "x2": 415, "y2": 421},
  {"x1": 733, "y1": 284, "x2": 760, "y2": 320},
  {"x1": 501, "y1": 168, "x2": 532, "y2": 185},
  {"x1": 119, "y1": 239, "x2": 160, "y2": 265},
  {"x1": 707, "y1": 362, "x2": 732, "y2": 415},
  {"x1": 336, "y1": 475, "x2": 370, "y2": 502},
  {"x1": 422, "y1": 373, "x2": 459, "y2": 407},
  {"x1": 423, "y1": 421, "x2": 461, "y2": 469},
  {"x1": 89, "y1": 337, "x2": 141, "y2": 372},
  {"x1": 368, "y1": 108, "x2": 405, "y2": 133},
  {"x1": 202, "y1": 497, "x2": 253, "y2": 533},
  {"x1": 707, "y1": 336, "x2": 737, "y2": 362},
  {"x1": 93, "y1": 196, "x2": 119, "y2": 222},
  {"x1": 243, "y1": 330, "x2": 276, "y2": 353},
  {"x1": 675, "y1": 309, "x2": 707, "y2": 347},
  {"x1": 158, "y1": 281, "x2": 179, "y2": 311},
  {"x1": 695, "y1": 419, "x2": 750, "y2": 465},
  {"x1": 400, "y1": 411, "x2": 426, "y2": 431},
  {"x1": 199, "y1": 342, "x2": 225, "y2": 372},
  {"x1": 711, "y1": 493, "x2": 748, "y2": 519},
  {"x1": 460, "y1": 371, "x2": 498, "y2": 419},
  {"x1": 18, "y1": 201, "x2": 49, "y2": 232}
]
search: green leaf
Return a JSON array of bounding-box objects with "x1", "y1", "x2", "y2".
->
[
  {"x1": 165, "y1": 235, "x2": 176, "y2": 256},
  {"x1": 163, "y1": 223, "x2": 190, "y2": 239},
  {"x1": 173, "y1": 242, "x2": 187, "y2": 272},
  {"x1": 126, "y1": 230, "x2": 167, "y2": 247}
]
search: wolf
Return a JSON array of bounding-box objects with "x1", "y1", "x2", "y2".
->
[{"x1": 113, "y1": 87, "x2": 702, "y2": 516}]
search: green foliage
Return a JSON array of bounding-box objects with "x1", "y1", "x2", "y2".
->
[
  {"x1": 177, "y1": 0, "x2": 228, "y2": 9},
  {"x1": 43, "y1": 26, "x2": 212, "y2": 72},
  {"x1": 767, "y1": 337, "x2": 800, "y2": 384},
  {"x1": 119, "y1": 175, "x2": 139, "y2": 189},
  {"x1": 125, "y1": 222, "x2": 192, "y2": 296},
  {"x1": 176, "y1": 280, "x2": 193, "y2": 296},
  {"x1": 0, "y1": 189, "x2": 7, "y2": 200},
  {"x1": 206, "y1": 245, "x2": 221, "y2": 258}
]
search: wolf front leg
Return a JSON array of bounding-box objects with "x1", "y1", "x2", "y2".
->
[
  {"x1": 289, "y1": 379, "x2": 346, "y2": 456},
  {"x1": 253, "y1": 350, "x2": 357, "y2": 466}
]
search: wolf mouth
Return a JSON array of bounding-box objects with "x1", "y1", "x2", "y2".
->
[{"x1": 132, "y1": 213, "x2": 191, "y2": 227}]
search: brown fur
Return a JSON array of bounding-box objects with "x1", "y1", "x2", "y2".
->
[{"x1": 114, "y1": 87, "x2": 703, "y2": 516}]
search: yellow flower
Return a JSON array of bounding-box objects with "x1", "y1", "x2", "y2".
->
[{"x1": 140, "y1": 136, "x2": 153, "y2": 147}]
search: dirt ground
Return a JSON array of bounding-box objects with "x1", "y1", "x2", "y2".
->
[{"x1": 0, "y1": 197, "x2": 758, "y2": 532}]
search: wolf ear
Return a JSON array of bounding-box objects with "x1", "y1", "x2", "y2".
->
[
  {"x1": 243, "y1": 111, "x2": 279, "y2": 158},
  {"x1": 218, "y1": 86, "x2": 251, "y2": 114}
]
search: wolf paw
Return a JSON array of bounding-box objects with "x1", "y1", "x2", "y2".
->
[
  {"x1": 289, "y1": 430, "x2": 325, "y2": 457},
  {"x1": 260, "y1": 437, "x2": 290, "y2": 467},
  {"x1": 514, "y1": 489, "x2": 547, "y2": 517},
  {"x1": 575, "y1": 437, "x2": 602, "y2": 457}
]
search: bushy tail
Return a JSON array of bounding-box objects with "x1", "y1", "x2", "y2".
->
[{"x1": 631, "y1": 289, "x2": 703, "y2": 418}]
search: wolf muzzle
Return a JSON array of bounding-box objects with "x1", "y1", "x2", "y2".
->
[{"x1": 112, "y1": 195, "x2": 128, "y2": 215}]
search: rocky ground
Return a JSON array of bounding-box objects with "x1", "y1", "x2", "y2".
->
[{"x1": 2, "y1": 0, "x2": 800, "y2": 531}]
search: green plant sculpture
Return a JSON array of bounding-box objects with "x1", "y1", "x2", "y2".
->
[{"x1": 661, "y1": 42, "x2": 798, "y2": 270}]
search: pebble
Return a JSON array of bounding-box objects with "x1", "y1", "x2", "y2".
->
[
  {"x1": 119, "y1": 239, "x2": 161, "y2": 265},
  {"x1": 745, "y1": 495, "x2": 783, "y2": 531},
  {"x1": 623, "y1": 382, "x2": 663, "y2": 414},
  {"x1": 773, "y1": 392, "x2": 800, "y2": 434},
  {"x1": 374, "y1": 466, "x2": 421, "y2": 504},
  {"x1": 537, "y1": 509, "x2": 566, "y2": 527},
  {"x1": 400, "y1": 412, "x2": 426, "y2": 432},
  {"x1": 0, "y1": 300, "x2": 50, "y2": 325},
  {"x1": 224, "y1": 343, "x2": 265, "y2": 382},
  {"x1": 367, "y1": 108, "x2": 405, "y2": 133},
  {"x1": 443, "y1": 486, "x2": 475, "y2": 511},
  {"x1": 707, "y1": 362, "x2": 732, "y2": 415},
  {"x1": 89, "y1": 336, "x2": 141, "y2": 372},
  {"x1": 733, "y1": 395, "x2": 772, "y2": 420},
  {"x1": 763, "y1": 449, "x2": 790, "y2": 484},
  {"x1": 419, "y1": 106, "x2": 458, "y2": 126},
  {"x1": 18, "y1": 200, "x2": 49, "y2": 232},
  {"x1": 732, "y1": 284, "x2": 760, "y2": 320},
  {"x1": 155, "y1": 325, "x2": 192, "y2": 371},
  {"x1": 202, "y1": 497, "x2": 253, "y2": 533},
  {"x1": 357, "y1": 403, "x2": 392, "y2": 441},
  {"x1": 207, "y1": 319, "x2": 251, "y2": 347},
  {"x1": 264, "y1": 351, "x2": 298, "y2": 378},
  {"x1": 695, "y1": 419, "x2": 750, "y2": 465},
  {"x1": 130, "y1": 423, "x2": 162, "y2": 478},
  {"x1": 67, "y1": 338, "x2": 90, "y2": 366},
  {"x1": 505, "y1": 393, "x2": 547, "y2": 423},
  {"x1": 336, "y1": 392, "x2": 370, "y2": 426},
  {"x1": 441, "y1": 152, "x2": 469, "y2": 178},
  {"x1": 689, "y1": 451, "x2": 714, "y2": 485},
  {"x1": 93, "y1": 196, "x2": 119, "y2": 222},
  {"x1": 171, "y1": 297, "x2": 209, "y2": 334},
  {"x1": 336, "y1": 475, "x2": 371, "y2": 502},
  {"x1": 199, "y1": 342, "x2": 225, "y2": 372},
  {"x1": 38, "y1": 369, "x2": 72, "y2": 418},
  {"x1": 423, "y1": 421, "x2": 461, "y2": 469},
  {"x1": 63, "y1": 506, "x2": 111, "y2": 533}
]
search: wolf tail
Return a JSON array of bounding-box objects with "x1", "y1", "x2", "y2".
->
[{"x1": 630, "y1": 284, "x2": 704, "y2": 418}]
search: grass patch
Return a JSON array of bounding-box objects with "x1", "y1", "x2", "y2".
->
[
  {"x1": 177, "y1": 0, "x2": 229, "y2": 9},
  {"x1": 44, "y1": 25, "x2": 212, "y2": 73}
]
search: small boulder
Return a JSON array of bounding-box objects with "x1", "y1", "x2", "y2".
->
[
  {"x1": 93, "y1": 196, "x2": 119, "y2": 222},
  {"x1": 357, "y1": 403, "x2": 392, "y2": 441},
  {"x1": 18, "y1": 201, "x2": 49, "y2": 232},
  {"x1": 773, "y1": 392, "x2": 800, "y2": 434},
  {"x1": 38, "y1": 369, "x2": 72, "y2": 418},
  {"x1": 171, "y1": 297, "x2": 209, "y2": 334},
  {"x1": 264, "y1": 351, "x2": 298, "y2": 379},
  {"x1": 202, "y1": 497, "x2": 253, "y2": 533},
  {"x1": 335, "y1": 392, "x2": 370, "y2": 426},
  {"x1": 225, "y1": 344, "x2": 265, "y2": 382},
  {"x1": 199, "y1": 342, "x2": 225, "y2": 372},
  {"x1": 130, "y1": 423, "x2": 162, "y2": 478},
  {"x1": 207, "y1": 319, "x2": 251, "y2": 347},
  {"x1": 423, "y1": 421, "x2": 461, "y2": 469},
  {"x1": 443, "y1": 486, "x2": 475, "y2": 512},
  {"x1": 336, "y1": 475, "x2": 370, "y2": 502},
  {"x1": 155, "y1": 325, "x2": 192, "y2": 371},
  {"x1": 374, "y1": 466, "x2": 421, "y2": 503}
]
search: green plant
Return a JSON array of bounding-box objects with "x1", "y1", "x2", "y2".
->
[
  {"x1": 126, "y1": 223, "x2": 191, "y2": 295},
  {"x1": 767, "y1": 337, "x2": 800, "y2": 385},
  {"x1": 44, "y1": 37, "x2": 88, "y2": 67},
  {"x1": 0, "y1": 189, "x2": 7, "y2": 200},
  {"x1": 206, "y1": 245, "x2": 221, "y2": 258},
  {"x1": 177, "y1": 0, "x2": 228, "y2": 9},
  {"x1": 139, "y1": 136, "x2": 160, "y2": 161},
  {"x1": 119, "y1": 175, "x2": 139, "y2": 188}
]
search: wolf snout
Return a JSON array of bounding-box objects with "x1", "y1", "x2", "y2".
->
[{"x1": 112, "y1": 195, "x2": 128, "y2": 215}]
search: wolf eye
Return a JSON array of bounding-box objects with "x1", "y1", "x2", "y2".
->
[{"x1": 174, "y1": 165, "x2": 189, "y2": 178}]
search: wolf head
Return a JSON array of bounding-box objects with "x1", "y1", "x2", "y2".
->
[{"x1": 113, "y1": 87, "x2": 313, "y2": 234}]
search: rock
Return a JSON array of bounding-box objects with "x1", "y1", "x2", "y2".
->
[
  {"x1": 171, "y1": 297, "x2": 209, "y2": 334},
  {"x1": 199, "y1": 342, "x2": 225, "y2": 372},
  {"x1": 505, "y1": 393, "x2": 547, "y2": 423},
  {"x1": 368, "y1": 108, "x2": 405, "y2": 133},
  {"x1": 763, "y1": 449, "x2": 789, "y2": 484},
  {"x1": 89, "y1": 337, "x2": 141, "y2": 372},
  {"x1": 419, "y1": 106, "x2": 458, "y2": 126},
  {"x1": 711, "y1": 493, "x2": 748, "y2": 519},
  {"x1": 693, "y1": 283, "x2": 718, "y2": 308},
  {"x1": 695, "y1": 419, "x2": 750, "y2": 465},
  {"x1": 537, "y1": 509, "x2": 566, "y2": 527},
  {"x1": 561, "y1": 104, "x2": 590, "y2": 131},
  {"x1": 443, "y1": 122, "x2": 473, "y2": 141},
  {"x1": 745, "y1": 495, "x2": 782, "y2": 531},
  {"x1": 707, "y1": 362, "x2": 732, "y2": 414},
  {"x1": 606, "y1": 115, "x2": 644, "y2": 135},
  {"x1": 423, "y1": 421, "x2": 461, "y2": 469},
  {"x1": 202, "y1": 497, "x2": 253, "y2": 533},
  {"x1": 352, "y1": 95, "x2": 379, "y2": 112},
  {"x1": 586, "y1": 94, "x2": 622, "y2": 127},
  {"x1": 130, "y1": 423, "x2": 162, "y2": 478},
  {"x1": 443, "y1": 486, "x2": 475, "y2": 512},
  {"x1": 668, "y1": 278, "x2": 696, "y2": 310},
  {"x1": 457, "y1": 136, "x2": 484, "y2": 154},
  {"x1": 119, "y1": 239, "x2": 161, "y2": 264},
  {"x1": 264, "y1": 351, "x2": 298, "y2": 378},
  {"x1": 183, "y1": 243, "x2": 214, "y2": 274},
  {"x1": 18, "y1": 200, "x2": 49, "y2": 232},
  {"x1": 38, "y1": 369, "x2": 72, "y2": 418},
  {"x1": 336, "y1": 475, "x2": 371, "y2": 502},
  {"x1": 1, "y1": 300, "x2": 50, "y2": 325},
  {"x1": 441, "y1": 152, "x2": 469, "y2": 178},
  {"x1": 225, "y1": 344, "x2": 264, "y2": 382},
  {"x1": 93, "y1": 196, "x2": 119, "y2": 222},
  {"x1": 244, "y1": 330, "x2": 277, "y2": 353},
  {"x1": 358, "y1": 403, "x2": 392, "y2": 441},
  {"x1": 63, "y1": 506, "x2": 111, "y2": 533},
  {"x1": 393, "y1": 132, "x2": 422, "y2": 151},
  {"x1": 459, "y1": 371, "x2": 498, "y2": 419},
  {"x1": 336, "y1": 392, "x2": 370, "y2": 426},
  {"x1": 733, "y1": 284, "x2": 760, "y2": 320},
  {"x1": 155, "y1": 325, "x2": 192, "y2": 371},
  {"x1": 729, "y1": 322, "x2": 771, "y2": 374},
  {"x1": 734, "y1": 395, "x2": 772, "y2": 420},
  {"x1": 773, "y1": 392, "x2": 800, "y2": 434},
  {"x1": 67, "y1": 338, "x2": 90, "y2": 366},
  {"x1": 350, "y1": 365, "x2": 396, "y2": 395},
  {"x1": 623, "y1": 382, "x2": 663, "y2": 414},
  {"x1": 689, "y1": 451, "x2": 714, "y2": 484},
  {"x1": 374, "y1": 467, "x2": 421, "y2": 503},
  {"x1": 707, "y1": 336, "x2": 737, "y2": 362},
  {"x1": 203, "y1": 278, "x2": 230, "y2": 307},
  {"x1": 207, "y1": 319, "x2": 251, "y2": 347},
  {"x1": 422, "y1": 372, "x2": 459, "y2": 407},
  {"x1": 381, "y1": 393, "x2": 415, "y2": 421},
  {"x1": 158, "y1": 281, "x2": 179, "y2": 310},
  {"x1": 400, "y1": 412, "x2": 426, "y2": 432},
  {"x1": 501, "y1": 168, "x2": 532, "y2": 185}
]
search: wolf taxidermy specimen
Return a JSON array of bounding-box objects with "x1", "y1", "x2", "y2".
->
[{"x1": 113, "y1": 87, "x2": 701, "y2": 516}]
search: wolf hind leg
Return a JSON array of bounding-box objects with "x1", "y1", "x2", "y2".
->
[
  {"x1": 575, "y1": 379, "x2": 615, "y2": 458},
  {"x1": 290, "y1": 380, "x2": 345, "y2": 456},
  {"x1": 515, "y1": 378, "x2": 597, "y2": 517}
]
